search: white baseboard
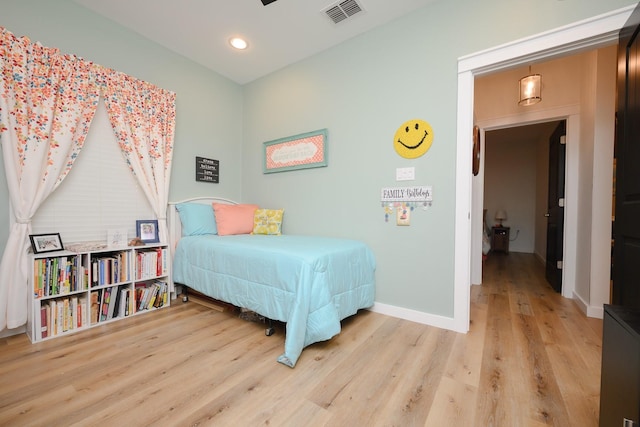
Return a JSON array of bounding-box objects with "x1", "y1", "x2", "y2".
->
[
  {"x1": 369, "y1": 302, "x2": 458, "y2": 331},
  {"x1": 572, "y1": 291, "x2": 604, "y2": 319},
  {"x1": 587, "y1": 304, "x2": 604, "y2": 319}
]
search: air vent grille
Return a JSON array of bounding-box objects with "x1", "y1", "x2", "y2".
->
[{"x1": 323, "y1": 0, "x2": 364, "y2": 25}]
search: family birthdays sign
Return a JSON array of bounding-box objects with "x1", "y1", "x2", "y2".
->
[
  {"x1": 381, "y1": 186, "x2": 433, "y2": 202},
  {"x1": 196, "y1": 157, "x2": 219, "y2": 183}
]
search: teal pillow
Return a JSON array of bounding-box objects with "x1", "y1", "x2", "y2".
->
[{"x1": 176, "y1": 202, "x2": 217, "y2": 236}]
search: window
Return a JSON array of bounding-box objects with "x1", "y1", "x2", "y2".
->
[{"x1": 32, "y1": 101, "x2": 155, "y2": 244}]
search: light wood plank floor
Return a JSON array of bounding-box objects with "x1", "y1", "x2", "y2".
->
[{"x1": 0, "y1": 253, "x2": 603, "y2": 426}]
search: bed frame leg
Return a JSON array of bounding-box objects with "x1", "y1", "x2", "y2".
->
[
  {"x1": 265, "y1": 319, "x2": 275, "y2": 336},
  {"x1": 182, "y1": 286, "x2": 189, "y2": 303}
]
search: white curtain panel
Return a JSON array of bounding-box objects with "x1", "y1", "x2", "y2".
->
[
  {"x1": 103, "y1": 71, "x2": 176, "y2": 247},
  {"x1": 0, "y1": 28, "x2": 100, "y2": 330}
]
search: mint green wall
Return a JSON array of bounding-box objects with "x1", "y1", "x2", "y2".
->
[
  {"x1": 0, "y1": 0, "x2": 636, "y2": 318},
  {"x1": 241, "y1": 0, "x2": 637, "y2": 316}
]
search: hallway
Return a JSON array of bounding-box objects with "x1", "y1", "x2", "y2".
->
[{"x1": 473, "y1": 252, "x2": 603, "y2": 425}]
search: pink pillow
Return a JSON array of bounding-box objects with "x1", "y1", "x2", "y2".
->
[{"x1": 212, "y1": 203, "x2": 259, "y2": 236}]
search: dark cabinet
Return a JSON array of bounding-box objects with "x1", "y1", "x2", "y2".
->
[
  {"x1": 599, "y1": 305, "x2": 640, "y2": 427},
  {"x1": 491, "y1": 226, "x2": 510, "y2": 253}
]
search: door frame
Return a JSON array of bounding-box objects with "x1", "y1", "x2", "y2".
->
[
  {"x1": 474, "y1": 110, "x2": 578, "y2": 297},
  {"x1": 451, "y1": 5, "x2": 634, "y2": 333}
]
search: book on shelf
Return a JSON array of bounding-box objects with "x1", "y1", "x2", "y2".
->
[
  {"x1": 72, "y1": 256, "x2": 83, "y2": 292},
  {"x1": 106, "y1": 286, "x2": 119, "y2": 320},
  {"x1": 58, "y1": 256, "x2": 69, "y2": 294},
  {"x1": 161, "y1": 247, "x2": 168, "y2": 276},
  {"x1": 128, "y1": 287, "x2": 136, "y2": 315},
  {"x1": 33, "y1": 259, "x2": 42, "y2": 297},
  {"x1": 62, "y1": 298, "x2": 70, "y2": 332},
  {"x1": 100, "y1": 287, "x2": 111, "y2": 322},
  {"x1": 78, "y1": 296, "x2": 87, "y2": 328},
  {"x1": 91, "y1": 259, "x2": 98, "y2": 286},
  {"x1": 39, "y1": 305, "x2": 48, "y2": 339},
  {"x1": 48, "y1": 300, "x2": 56, "y2": 336},
  {"x1": 153, "y1": 281, "x2": 167, "y2": 308},
  {"x1": 135, "y1": 283, "x2": 150, "y2": 311},
  {"x1": 118, "y1": 288, "x2": 129, "y2": 318},
  {"x1": 90, "y1": 291, "x2": 100, "y2": 324},
  {"x1": 146, "y1": 284, "x2": 158, "y2": 309},
  {"x1": 70, "y1": 296, "x2": 78, "y2": 330},
  {"x1": 152, "y1": 284, "x2": 162, "y2": 308},
  {"x1": 50, "y1": 258, "x2": 57, "y2": 296},
  {"x1": 56, "y1": 300, "x2": 64, "y2": 335}
]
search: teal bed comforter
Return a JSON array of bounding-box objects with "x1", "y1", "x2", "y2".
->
[{"x1": 172, "y1": 234, "x2": 376, "y2": 367}]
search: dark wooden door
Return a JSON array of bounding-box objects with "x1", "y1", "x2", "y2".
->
[
  {"x1": 613, "y1": 3, "x2": 640, "y2": 310},
  {"x1": 545, "y1": 121, "x2": 566, "y2": 293}
]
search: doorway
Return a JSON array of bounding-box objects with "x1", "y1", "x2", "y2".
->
[
  {"x1": 473, "y1": 47, "x2": 616, "y2": 310},
  {"x1": 451, "y1": 6, "x2": 633, "y2": 333},
  {"x1": 483, "y1": 120, "x2": 564, "y2": 292}
]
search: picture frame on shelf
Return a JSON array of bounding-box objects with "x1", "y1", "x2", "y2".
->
[
  {"x1": 136, "y1": 220, "x2": 159, "y2": 243},
  {"x1": 107, "y1": 228, "x2": 128, "y2": 247},
  {"x1": 29, "y1": 233, "x2": 64, "y2": 254}
]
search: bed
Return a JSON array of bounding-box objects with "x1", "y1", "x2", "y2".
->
[{"x1": 167, "y1": 197, "x2": 376, "y2": 367}]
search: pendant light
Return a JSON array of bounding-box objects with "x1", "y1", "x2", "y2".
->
[{"x1": 518, "y1": 66, "x2": 541, "y2": 106}]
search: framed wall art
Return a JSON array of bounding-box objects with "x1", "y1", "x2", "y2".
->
[{"x1": 263, "y1": 129, "x2": 328, "y2": 173}]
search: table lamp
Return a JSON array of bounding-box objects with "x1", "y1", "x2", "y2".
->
[{"x1": 495, "y1": 210, "x2": 507, "y2": 227}]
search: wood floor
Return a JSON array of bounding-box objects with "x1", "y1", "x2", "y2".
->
[{"x1": 0, "y1": 253, "x2": 603, "y2": 426}]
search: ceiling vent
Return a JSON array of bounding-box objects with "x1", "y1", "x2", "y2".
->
[{"x1": 323, "y1": 0, "x2": 364, "y2": 24}]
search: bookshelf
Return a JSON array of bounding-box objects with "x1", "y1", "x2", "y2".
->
[{"x1": 27, "y1": 243, "x2": 170, "y2": 343}]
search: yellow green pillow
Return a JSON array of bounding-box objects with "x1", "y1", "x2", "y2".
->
[{"x1": 252, "y1": 209, "x2": 284, "y2": 235}]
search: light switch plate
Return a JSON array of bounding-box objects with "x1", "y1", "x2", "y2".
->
[{"x1": 396, "y1": 167, "x2": 415, "y2": 181}]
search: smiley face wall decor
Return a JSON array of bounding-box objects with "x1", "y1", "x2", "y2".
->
[{"x1": 393, "y1": 119, "x2": 434, "y2": 159}]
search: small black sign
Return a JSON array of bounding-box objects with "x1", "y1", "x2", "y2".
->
[{"x1": 196, "y1": 157, "x2": 219, "y2": 183}]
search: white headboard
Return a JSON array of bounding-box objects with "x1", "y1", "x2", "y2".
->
[{"x1": 167, "y1": 196, "x2": 237, "y2": 250}]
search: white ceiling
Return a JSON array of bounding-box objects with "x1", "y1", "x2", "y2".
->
[{"x1": 73, "y1": 0, "x2": 438, "y2": 85}]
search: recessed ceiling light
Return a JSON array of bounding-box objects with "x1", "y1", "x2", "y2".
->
[{"x1": 229, "y1": 37, "x2": 248, "y2": 50}]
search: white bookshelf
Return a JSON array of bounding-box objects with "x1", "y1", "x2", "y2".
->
[{"x1": 27, "y1": 243, "x2": 170, "y2": 343}]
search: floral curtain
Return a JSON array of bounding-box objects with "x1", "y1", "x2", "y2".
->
[
  {"x1": 102, "y1": 71, "x2": 175, "y2": 248},
  {"x1": 0, "y1": 28, "x2": 100, "y2": 330},
  {"x1": 0, "y1": 27, "x2": 176, "y2": 331}
]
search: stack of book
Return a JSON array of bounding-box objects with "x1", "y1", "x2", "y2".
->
[
  {"x1": 135, "y1": 281, "x2": 168, "y2": 311},
  {"x1": 135, "y1": 248, "x2": 168, "y2": 280},
  {"x1": 33, "y1": 256, "x2": 87, "y2": 297},
  {"x1": 38, "y1": 295, "x2": 88, "y2": 339},
  {"x1": 91, "y1": 251, "x2": 130, "y2": 286},
  {"x1": 90, "y1": 284, "x2": 136, "y2": 324}
]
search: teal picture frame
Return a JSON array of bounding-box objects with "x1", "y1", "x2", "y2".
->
[{"x1": 263, "y1": 129, "x2": 328, "y2": 173}]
